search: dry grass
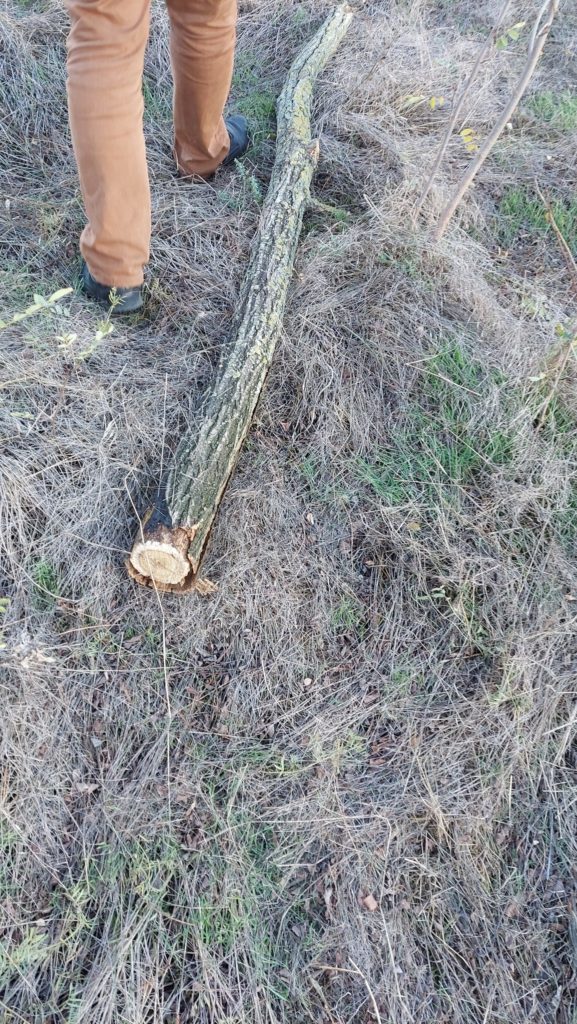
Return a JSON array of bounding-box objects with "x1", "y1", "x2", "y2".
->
[{"x1": 1, "y1": 0, "x2": 577, "y2": 1021}]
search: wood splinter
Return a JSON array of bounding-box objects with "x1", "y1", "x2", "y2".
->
[{"x1": 127, "y1": 4, "x2": 353, "y2": 594}]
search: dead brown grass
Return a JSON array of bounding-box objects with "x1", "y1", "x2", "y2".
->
[{"x1": 1, "y1": 1, "x2": 577, "y2": 1022}]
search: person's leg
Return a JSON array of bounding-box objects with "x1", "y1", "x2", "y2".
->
[
  {"x1": 65, "y1": 0, "x2": 151, "y2": 288},
  {"x1": 166, "y1": 0, "x2": 238, "y2": 178}
]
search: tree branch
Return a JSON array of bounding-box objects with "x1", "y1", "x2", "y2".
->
[{"x1": 127, "y1": 4, "x2": 353, "y2": 593}]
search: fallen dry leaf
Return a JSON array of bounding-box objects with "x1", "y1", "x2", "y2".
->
[{"x1": 362, "y1": 894, "x2": 378, "y2": 912}]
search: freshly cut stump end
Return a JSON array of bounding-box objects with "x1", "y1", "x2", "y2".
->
[{"x1": 128, "y1": 524, "x2": 195, "y2": 592}]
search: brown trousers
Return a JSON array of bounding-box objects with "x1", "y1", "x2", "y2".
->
[{"x1": 65, "y1": 0, "x2": 238, "y2": 287}]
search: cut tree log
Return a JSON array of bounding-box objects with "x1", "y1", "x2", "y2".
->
[{"x1": 127, "y1": 4, "x2": 353, "y2": 593}]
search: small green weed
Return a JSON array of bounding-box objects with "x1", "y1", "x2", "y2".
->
[
  {"x1": 39, "y1": 208, "x2": 65, "y2": 243},
  {"x1": 231, "y1": 745, "x2": 303, "y2": 778},
  {"x1": 0, "y1": 287, "x2": 72, "y2": 331},
  {"x1": 235, "y1": 160, "x2": 263, "y2": 205},
  {"x1": 291, "y1": 7, "x2": 310, "y2": 29},
  {"x1": 298, "y1": 452, "x2": 352, "y2": 510},
  {"x1": 528, "y1": 324, "x2": 577, "y2": 448},
  {"x1": 356, "y1": 450, "x2": 409, "y2": 505},
  {"x1": 32, "y1": 559, "x2": 59, "y2": 608},
  {"x1": 356, "y1": 340, "x2": 576, "y2": 573},
  {"x1": 196, "y1": 891, "x2": 245, "y2": 953},
  {"x1": 488, "y1": 666, "x2": 533, "y2": 713},
  {"x1": 331, "y1": 595, "x2": 365, "y2": 632},
  {"x1": 308, "y1": 200, "x2": 351, "y2": 228},
  {"x1": 0, "y1": 928, "x2": 48, "y2": 987},
  {"x1": 495, "y1": 20, "x2": 526, "y2": 50},
  {"x1": 144, "y1": 626, "x2": 162, "y2": 649},
  {"x1": 389, "y1": 663, "x2": 424, "y2": 697},
  {"x1": 189, "y1": 815, "x2": 283, "y2": 968},
  {"x1": 217, "y1": 188, "x2": 244, "y2": 212},
  {"x1": 331, "y1": 730, "x2": 367, "y2": 772},
  {"x1": 83, "y1": 628, "x2": 126, "y2": 659}
]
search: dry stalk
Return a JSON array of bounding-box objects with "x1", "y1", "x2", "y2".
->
[
  {"x1": 413, "y1": 0, "x2": 511, "y2": 221},
  {"x1": 534, "y1": 182, "x2": 577, "y2": 298},
  {"x1": 433, "y1": 0, "x2": 560, "y2": 241},
  {"x1": 535, "y1": 325, "x2": 577, "y2": 428}
]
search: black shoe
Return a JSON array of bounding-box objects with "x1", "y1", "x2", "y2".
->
[
  {"x1": 223, "y1": 114, "x2": 250, "y2": 166},
  {"x1": 80, "y1": 262, "x2": 143, "y2": 314}
]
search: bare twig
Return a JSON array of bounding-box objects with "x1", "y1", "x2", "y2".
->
[
  {"x1": 311, "y1": 962, "x2": 383, "y2": 1024},
  {"x1": 433, "y1": 0, "x2": 560, "y2": 241},
  {"x1": 349, "y1": 960, "x2": 384, "y2": 1024},
  {"x1": 413, "y1": 0, "x2": 511, "y2": 221}
]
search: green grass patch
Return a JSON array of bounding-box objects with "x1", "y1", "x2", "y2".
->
[
  {"x1": 527, "y1": 90, "x2": 577, "y2": 132},
  {"x1": 142, "y1": 78, "x2": 171, "y2": 122},
  {"x1": 330, "y1": 595, "x2": 365, "y2": 633},
  {"x1": 232, "y1": 51, "x2": 277, "y2": 158},
  {"x1": 378, "y1": 249, "x2": 422, "y2": 279},
  {"x1": 11, "y1": 0, "x2": 49, "y2": 10},
  {"x1": 0, "y1": 821, "x2": 293, "y2": 1019},
  {"x1": 355, "y1": 342, "x2": 515, "y2": 511},
  {"x1": 236, "y1": 89, "x2": 276, "y2": 128},
  {"x1": 297, "y1": 451, "x2": 353, "y2": 510},
  {"x1": 499, "y1": 188, "x2": 577, "y2": 255}
]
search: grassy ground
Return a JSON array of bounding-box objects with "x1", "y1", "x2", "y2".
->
[{"x1": 1, "y1": 0, "x2": 577, "y2": 1021}]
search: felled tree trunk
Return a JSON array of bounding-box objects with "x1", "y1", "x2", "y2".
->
[{"x1": 127, "y1": 4, "x2": 353, "y2": 594}]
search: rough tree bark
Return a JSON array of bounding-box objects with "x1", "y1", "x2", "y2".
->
[{"x1": 127, "y1": 4, "x2": 353, "y2": 593}]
